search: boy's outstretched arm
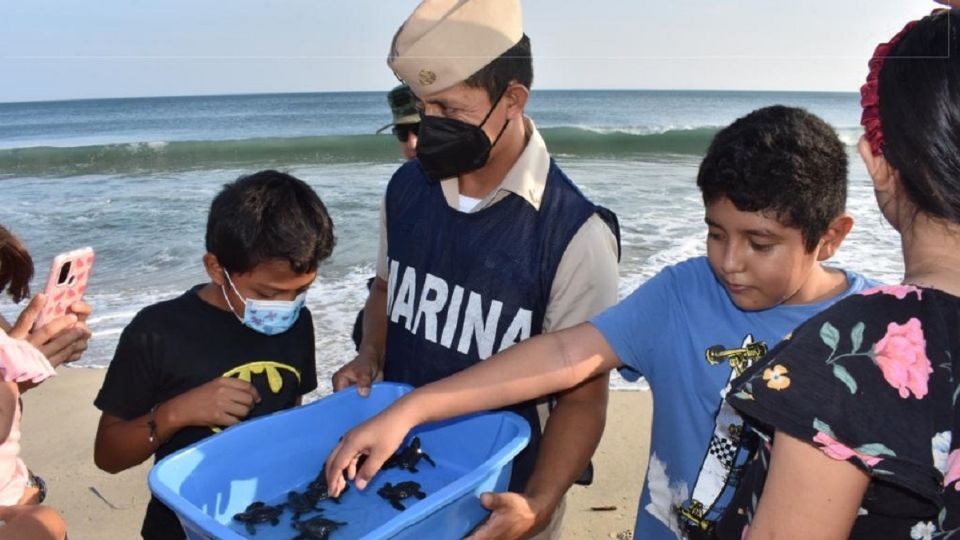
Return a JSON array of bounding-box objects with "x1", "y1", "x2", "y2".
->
[
  {"x1": 94, "y1": 377, "x2": 259, "y2": 473},
  {"x1": 325, "y1": 322, "x2": 621, "y2": 494}
]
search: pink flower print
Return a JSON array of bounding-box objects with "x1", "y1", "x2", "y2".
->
[
  {"x1": 944, "y1": 449, "x2": 960, "y2": 490},
  {"x1": 813, "y1": 431, "x2": 883, "y2": 467},
  {"x1": 862, "y1": 284, "x2": 923, "y2": 300},
  {"x1": 741, "y1": 524, "x2": 750, "y2": 540},
  {"x1": 873, "y1": 318, "x2": 932, "y2": 399}
]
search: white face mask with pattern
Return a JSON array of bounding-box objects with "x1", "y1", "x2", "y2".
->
[{"x1": 221, "y1": 270, "x2": 305, "y2": 336}]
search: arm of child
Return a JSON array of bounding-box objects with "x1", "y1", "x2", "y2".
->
[
  {"x1": 331, "y1": 277, "x2": 388, "y2": 397},
  {"x1": 746, "y1": 430, "x2": 869, "y2": 540},
  {"x1": 325, "y1": 321, "x2": 621, "y2": 494},
  {"x1": 94, "y1": 377, "x2": 260, "y2": 473},
  {"x1": 0, "y1": 381, "x2": 18, "y2": 445}
]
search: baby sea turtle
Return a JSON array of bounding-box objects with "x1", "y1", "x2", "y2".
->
[
  {"x1": 291, "y1": 516, "x2": 347, "y2": 540},
  {"x1": 286, "y1": 490, "x2": 322, "y2": 520},
  {"x1": 232, "y1": 501, "x2": 284, "y2": 535},
  {"x1": 377, "y1": 481, "x2": 427, "y2": 511},
  {"x1": 382, "y1": 436, "x2": 436, "y2": 473},
  {"x1": 306, "y1": 471, "x2": 348, "y2": 504}
]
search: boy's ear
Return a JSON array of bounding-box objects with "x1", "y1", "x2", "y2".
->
[
  {"x1": 816, "y1": 213, "x2": 855, "y2": 262},
  {"x1": 504, "y1": 83, "x2": 529, "y2": 121},
  {"x1": 203, "y1": 253, "x2": 226, "y2": 286}
]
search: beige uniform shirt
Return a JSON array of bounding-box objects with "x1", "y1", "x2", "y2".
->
[{"x1": 376, "y1": 118, "x2": 619, "y2": 331}]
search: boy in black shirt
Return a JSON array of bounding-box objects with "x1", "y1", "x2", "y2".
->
[{"x1": 93, "y1": 170, "x2": 335, "y2": 540}]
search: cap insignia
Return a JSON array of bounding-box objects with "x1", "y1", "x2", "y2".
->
[{"x1": 418, "y1": 69, "x2": 437, "y2": 86}]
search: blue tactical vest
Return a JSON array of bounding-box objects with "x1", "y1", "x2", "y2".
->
[{"x1": 382, "y1": 158, "x2": 599, "y2": 492}]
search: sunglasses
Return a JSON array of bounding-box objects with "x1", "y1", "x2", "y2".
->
[{"x1": 392, "y1": 123, "x2": 420, "y2": 143}]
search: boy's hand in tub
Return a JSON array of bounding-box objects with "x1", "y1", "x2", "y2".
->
[{"x1": 324, "y1": 403, "x2": 416, "y2": 495}]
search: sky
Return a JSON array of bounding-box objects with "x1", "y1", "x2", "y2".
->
[{"x1": 0, "y1": 0, "x2": 939, "y2": 103}]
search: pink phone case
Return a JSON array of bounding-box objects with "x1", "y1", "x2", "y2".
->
[{"x1": 33, "y1": 247, "x2": 94, "y2": 330}]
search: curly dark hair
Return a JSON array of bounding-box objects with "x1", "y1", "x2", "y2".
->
[
  {"x1": 464, "y1": 34, "x2": 533, "y2": 101},
  {"x1": 880, "y1": 9, "x2": 960, "y2": 224},
  {"x1": 0, "y1": 225, "x2": 34, "y2": 303},
  {"x1": 697, "y1": 105, "x2": 848, "y2": 252},
  {"x1": 206, "y1": 170, "x2": 336, "y2": 275}
]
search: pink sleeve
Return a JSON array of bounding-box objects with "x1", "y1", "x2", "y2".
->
[{"x1": 0, "y1": 333, "x2": 56, "y2": 384}]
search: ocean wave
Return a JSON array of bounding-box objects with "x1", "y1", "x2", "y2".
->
[
  {"x1": 0, "y1": 127, "x2": 732, "y2": 177},
  {"x1": 0, "y1": 135, "x2": 398, "y2": 178},
  {"x1": 0, "y1": 124, "x2": 865, "y2": 178}
]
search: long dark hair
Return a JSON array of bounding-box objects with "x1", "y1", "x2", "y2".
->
[
  {"x1": 880, "y1": 9, "x2": 960, "y2": 223},
  {"x1": 0, "y1": 225, "x2": 34, "y2": 303}
]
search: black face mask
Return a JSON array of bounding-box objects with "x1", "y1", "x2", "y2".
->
[{"x1": 415, "y1": 88, "x2": 510, "y2": 183}]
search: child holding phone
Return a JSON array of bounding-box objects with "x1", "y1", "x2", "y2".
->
[
  {"x1": 0, "y1": 226, "x2": 69, "y2": 539},
  {"x1": 0, "y1": 226, "x2": 92, "y2": 372}
]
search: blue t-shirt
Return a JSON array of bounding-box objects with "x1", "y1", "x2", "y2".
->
[{"x1": 591, "y1": 257, "x2": 875, "y2": 539}]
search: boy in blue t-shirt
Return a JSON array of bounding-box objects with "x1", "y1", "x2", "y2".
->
[
  {"x1": 94, "y1": 170, "x2": 335, "y2": 540},
  {"x1": 325, "y1": 106, "x2": 876, "y2": 540}
]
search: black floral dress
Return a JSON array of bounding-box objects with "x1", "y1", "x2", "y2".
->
[{"x1": 715, "y1": 285, "x2": 960, "y2": 539}]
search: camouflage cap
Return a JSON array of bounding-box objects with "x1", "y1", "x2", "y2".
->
[{"x1": 376, "y1": 84, "x2": 420, "y2": 134}]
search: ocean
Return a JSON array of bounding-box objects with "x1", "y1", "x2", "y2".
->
[{"x1": 0, "y1": 90, "x2": 903, "y2": 396}]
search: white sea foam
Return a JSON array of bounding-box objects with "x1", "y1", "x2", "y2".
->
[
  {"x1": 565, "y1": 124, "x2": 713, "y2": 136},
  {"x1": 835, "y1": 127, "x2": 865, "y2": 147}
]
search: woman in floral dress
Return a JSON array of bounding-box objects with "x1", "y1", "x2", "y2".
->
[{"x1": 714, "y1": 8, "x2": 960, "y2": 540}]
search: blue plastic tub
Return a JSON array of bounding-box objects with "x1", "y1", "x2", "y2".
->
[{"x1": 148, "y1": 382, "x2": 530, "y2": 539}]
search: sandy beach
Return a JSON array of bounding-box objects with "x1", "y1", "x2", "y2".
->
[{"x1": 20, "y1": 367, "x2": 650, "y2": 540}]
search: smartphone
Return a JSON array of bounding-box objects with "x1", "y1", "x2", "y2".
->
[{"x1": 33, "y1": 247, "x2": 95, "y2": 331}]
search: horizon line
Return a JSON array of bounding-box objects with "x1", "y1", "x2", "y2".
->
[{"x1": 0, "y1": 87, "x2": 860, "y2": 106}]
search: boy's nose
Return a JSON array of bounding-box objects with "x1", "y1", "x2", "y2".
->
[{"x1": 721, "y1": 246, "x2": 747, "y2": 274}]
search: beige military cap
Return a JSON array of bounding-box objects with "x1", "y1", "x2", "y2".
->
[{"x1": 388, "y1": 0, "x2": 523, "y2": 96}]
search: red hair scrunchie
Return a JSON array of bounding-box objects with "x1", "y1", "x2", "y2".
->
[{"x1": 860, "y1": 19, "x2": 920, "y2": 156}]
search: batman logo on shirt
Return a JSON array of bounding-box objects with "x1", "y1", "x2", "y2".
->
[
  {"x1": 221, "y1": 361, "x2": 302, "y2": 393},
  {"x1": 210, "y1": 361, "x2": 302, "y2": 433}
]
